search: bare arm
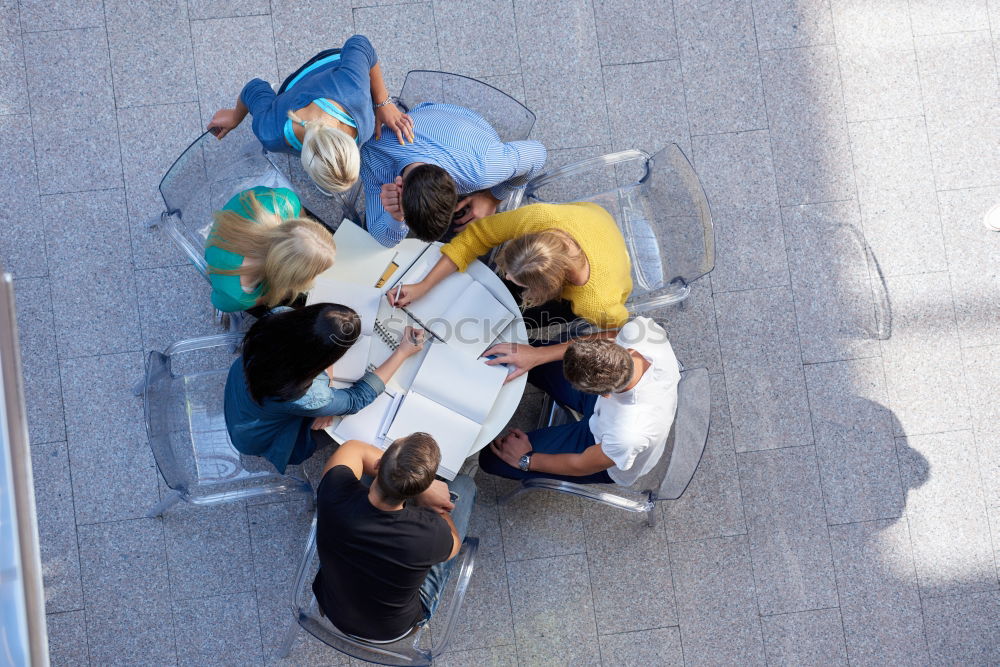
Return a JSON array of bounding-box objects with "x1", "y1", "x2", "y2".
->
[
  {"x1": 370, "y1": 62, "x2": 414, "y2": 144},
  {"x1": 490, "y1": 429, "x2": 615, "y2": 477},
  {"x1": 322, "y1": 439, "x2": 383, "y2": 479},
  {"x1": 207, "y1": 96, "x2": 249, "y2": 140},
  {"x1": 371, "y1": 326, "x2": 425, "y2": 384}
]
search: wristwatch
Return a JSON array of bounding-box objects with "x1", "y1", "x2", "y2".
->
[{"x1": 518, "y1": 452, "x2": 533, "y2": 472}]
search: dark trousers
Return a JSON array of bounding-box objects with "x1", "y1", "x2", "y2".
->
[{"x1": 478, "y1": 359, "x2": 613, "y2": 484}]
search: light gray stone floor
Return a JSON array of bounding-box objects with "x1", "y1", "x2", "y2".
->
[{"x1": 3, "y1": 0, "x2": 999, "y2": 664}]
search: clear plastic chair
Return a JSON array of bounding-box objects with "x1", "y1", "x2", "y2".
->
[
  {"x1": 142, "y1": 332, "x2": 313, "y2": 516},
  {"x1": 500, "y1": 368, "x2": 711, "y2": 526},
  {"x1": 395, "y1": 70, "x2": 536, "y2": 142},
  {"x1": 511, "y1": 145, "x2": 715, "y2": 311},
  {"x1": 276, "y1": 516, "x2": 479, "y2": 666}
]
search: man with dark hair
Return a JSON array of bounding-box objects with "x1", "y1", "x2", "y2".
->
[
  {"x1": 479, "y1": 316, "x2": 681, "y2": 485},
  {"x1": 312, "y1": 434, "x2": 476, "y2": 641},
  {"x1": 360, "y1": 102, "x2": 546, "y2": 246}
]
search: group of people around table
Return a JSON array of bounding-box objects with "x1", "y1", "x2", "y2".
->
[{"x1": 206, "y1": 35, "x2": 682, "y2": 643}]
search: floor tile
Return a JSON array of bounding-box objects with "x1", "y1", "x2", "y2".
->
[
  {"x1": 924, "y1": 104, "x2": 1000, "y2": 192},
  {"x1": 13, "y1": 278, "x2": 65, "y2": 445},
  {"x1": 46, "y1": 610, "x2": 89, "y2": 667},
  {"x1": 838, "y1": 46, "x2": 923, "y2": 123},
  {"x1": 42, "y1": 188, "x2": 131, "y2": 271},
  {"x1": 514, "y1": 0, "x2": 609, "y2": 149},
  {"x1": 0, "y1": 115, "x2": 43, "y2": 278},
  {"x1": 61, "y1": 352, "x2": 158, "y2": 524},
  {"x1": 496, "y1": 477, "x2": 586, "y2": 561},
  {"x1": 188, "y1": 0, "x2": 270, "y2": 19},
  {"x1": 691, "y1": 130, "x2": 788, "y2": 292},
  {"x1": 478, "y1": 74, "x2": 525, "y2": 104},
  {"x1": 526, "y1": 143, "x2": 615, "y2": 204},
  {"x1": 173, "y1": 592, "x2": 264, "y2": 667},
  {"x1": 105, "y1": 0, "x2": 196, "y2": 108},
  {"x1": 593, "y1": 0, "x2": 678, "y2": 65},
  {"x1": 603, "y1": 60, "x2": 689, "y2": 155},
  {"x1": 84, "y1": 598, "x2": 178, "y2": 666},
  {"x1": 33, "y1": 108, "x2": 124, "y2": 194},
  {"x1": 751, "y1": 0, "x2": 835, "y2": 50},
  {"x1": 923, "y1": 591, "x2": 1000, "y2": 665},
  {"x1": 506, "y1": 553, "x2": 601, "y2": 666},
  {"x1": 675, "y1": 0, "x2": 767, "y2": 135},
  {"x1": 31, "y1": 442, "x2": 83, "y2": 613},
  {"x1": 354, "y1": 3, "x2": 441, "y2": 96},
  {"x1": 848, "y1": 116, "x2": 947, "y2": 277},
  {"x1": 433, "y1": 0, "x2": 519, "y2": 78},
  {"x1": 879, "y1": 273, "x2": 970, "y2": 436},
  {"x1": 804, "y1": 357, "x2": 905, "y2": 524},
  {"x1": 908, "y1": 0, "x2": 990, "y2": 35},
  {"x1": 598, "y1": 626, "x2": 683, "y2": 667},
  {"x1": 0, "y1": 1, "x2": 26, "y2": 114},
  {"x1": 782, "y1": 200, "x2": 883, "y2": 363},
  {"x1": 164, "y1": 502, "x2": 255, "y2": 600},
  {"x1": 270, "y1": 0, "x2": 354, "y2": 81},
  {"x1": 963, "y1": 345, "x2": 1000, "y2": 506},
  {"x1": 117, "y1": 102, "x2": 202, "y2": 269},
  {"x1": 436, "y1": 645, "x2": 517, "y2": 667},
  {"x1": 915, "y1": 31, "x2": 997, "y2": 116},
  {"x1": 78, "y1": 517, "x2": 170, "y2": 604},
  {"x1": 23, "y1": 27, "x2": 112, "y2": 113},
  {"x1": 738, "y1": 446, "x2": 838, "y2": 615},
  {"x1": 937, "y1": 186, "x2": 1000, "y2": 349},
  {"x1": 714, "y1": 286, "x2": 813, "y2": 452},
  {"x1": 135, "y1": 265, "x2": 216, "y2": 352},
  {"x1": 828, "y1": 519, "x2": 929, "y2": 665},
  {"x1": 256, "y1": 584, "x2": 347, "y2": 666},
  {"x1": 49, "y1": 263, "x2": 142, "y2": 359},
  {"x1": 582, "y1": 504, "x2": 677, "y2": 634},
  {"x1": 248, "y1": 498, "x2": 314, "y2": 589},
  {"x1": 759, "y1": 45, "x2": 854, "y2": 206},
  {"x1": 19, "y1": 0, "x2": 103, "y2": 31},
  {"x1": 651, "y1": 282, "x2": 722, "y2": 375},
  {"x1": 670, "y1": 535, "x2": 766, "y2": 665},
  {"x1": 660, "y1": 373, "x2": 745, "y2": 541},
  {"x1": 760, "y1": 608, "x2": 848, "y2": 666}
]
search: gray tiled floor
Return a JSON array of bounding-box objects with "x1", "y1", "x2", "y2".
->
[{"x1": 3, "y1": 0, "x2": 999, "y2": 665}]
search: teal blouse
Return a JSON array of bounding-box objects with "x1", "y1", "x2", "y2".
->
[{"x1": 205, "y1": 186, "x2": 302, "y2": 313}]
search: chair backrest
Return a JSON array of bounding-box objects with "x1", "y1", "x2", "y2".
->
[
  {"x1": 287, "y1": 518, "x2": 479, "y2": 665},
  {"x1": 396, "y1": 70, "x2": 536, "y2": 142},
  {"x1": 157, "y1": 131, "x2": 296, "y2": 278},
  {"x1": 630, "y1": 367, "x2": 711, "y2": 501},
  {"x1": 519, "y1": 145, "x2": 715, "y2": 311},
  {"x1": 142, "y1": 334, "x2": 302, "y2": 502}
]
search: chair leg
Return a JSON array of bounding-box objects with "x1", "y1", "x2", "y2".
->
[
  {"x1": 145, "y1": 490, "x2": 183, "y2": 517},
  {"x1": 274, "y1": 619, "x2": 299, "y2": 659},
  {"x1": 132, "y1": 377, "x2": 144, "y2": 397},
  {"x1": 645, "y1": 505, "x2": 658, "y2": 528}
]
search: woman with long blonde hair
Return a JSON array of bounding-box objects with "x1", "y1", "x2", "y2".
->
[
  {"x1": 207, "y1": 35, "x2": 413, "y2": 195},
  {"x1": 205, "y1": 187, "x2": 336, "y2": 314},
  {"x1": 389, "y1": 202, "x2": 633, "y2": 382}
]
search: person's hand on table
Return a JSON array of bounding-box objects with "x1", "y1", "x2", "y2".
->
[
  {"x1": 484, "y1": 342, "x2": 545, "y2": 383},
  {"x1": 207, "y1": 108, "x2": 243, "y2": 140},
  {"x1": 387, "y1": 281, "x2": 429, "y2": 308},
  {"x1": 311, "y1": 415, "x2": 335, "y2": 430},
  {"x1": 453, "y1": 191, "x2": 500, "y2": 229},
  {"x1": 375, "y1": 103, "x2": 414, "y2": 145},
  {"x1": 489, "y1": 428, "x2": 532, "y2": 467},
  {"x1": 413, "y1": 479, "x2": 454, "y2": 515},
  {"x1": 397, "y1": 326, "x2": 426, "y2": 357},
  {"x1": 380, "y1": 176, "x2": 405, "y2": 222}
]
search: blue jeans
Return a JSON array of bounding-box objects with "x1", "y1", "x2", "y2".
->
[
  {"x1": 478, "y1": 360, "x2": 614, "y2": 484},
  {"x1": 418, "y1": 474, "x2": 477, "y2": 618}
]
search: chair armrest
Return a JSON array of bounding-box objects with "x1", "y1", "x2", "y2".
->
[
  {"x1": 290, "y1": 516, "x2": 319, "y2": 614},
  {"x1": 430, "y1": 536, "x2": 479, "y2": 657},
  {"x1": 657, "y1": 368, "x2": 711, "y2": 500},
  {"x1": 156, "y1": 212, "x2": 210, "y2": 278},
  {"x1": 162, "y1": 332, "x2": 245, "y2": 357},
  {"x1": 526, "y1": 149, "x2": 651, "y2": 193}
]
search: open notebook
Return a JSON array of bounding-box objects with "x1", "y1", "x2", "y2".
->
[
  {"x1": 332, "y1": 340, "x2": 507, "y2": 479},
  {"x1": 306, "y1": 278, "x2": 382, "y2": 382},
  {"x1": 391, "y1": 245, "x2": 516, "y2": 359}
]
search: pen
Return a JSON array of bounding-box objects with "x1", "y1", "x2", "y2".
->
[{"x1": 393, "y1": 283, "x2": 402, "y2": 317}]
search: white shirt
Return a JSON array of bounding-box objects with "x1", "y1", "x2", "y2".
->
[{"x1": 589, "y1": 317, "x2": 681, "y2": 486}]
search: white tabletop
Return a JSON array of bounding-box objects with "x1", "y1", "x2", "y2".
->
[{"x1": 317, "y1": 221, "x2": 528, "y2": 457}]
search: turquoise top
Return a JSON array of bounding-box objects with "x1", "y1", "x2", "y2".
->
[
  {"x1": 204, "y1": 186, "x2": 302, "y2": 313},
  {"x1": 283, "y1": 98, "x2": 359, "y2": 152}
]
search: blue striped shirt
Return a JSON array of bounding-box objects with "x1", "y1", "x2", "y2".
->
[{"x1": 359, "y1": 103, "x2": 547, "y2": 247}]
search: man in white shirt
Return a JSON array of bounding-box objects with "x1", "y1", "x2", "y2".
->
[{"x1": 479, "y1": 317, "x2": 681, "y2": 485}]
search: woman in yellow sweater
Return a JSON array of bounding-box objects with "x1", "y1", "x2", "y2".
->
[{"x1": 389, "y1": 202, "x2": 633, "y2": 380}]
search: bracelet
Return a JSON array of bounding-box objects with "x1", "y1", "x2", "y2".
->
[{"x1": 373, "y1": 97, "x2": 393, "y2": 110}]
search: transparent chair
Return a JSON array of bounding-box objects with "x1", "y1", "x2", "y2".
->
[
  {"x1": 500, "y1": 368, "x2": 711, "y2": 525},
  {"x1": 511, "y1": 144, "x2": 715, "y2": 311},
  {"x1": 276, "y1": 516, "x2": 479, "y2": 666},
  {"x1": 142, "y1": 332, "x2": 313, "y2": 516}
]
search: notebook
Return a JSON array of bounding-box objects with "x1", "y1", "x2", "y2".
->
[
  {"x1": 391, "y1": 246, "x2": 516, "y2": 358},
  {"x1": 306, "y1": 277, "x2": 382, "y2": 382}
]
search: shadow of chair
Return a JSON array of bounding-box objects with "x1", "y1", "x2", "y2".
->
[
  {"x1": 276, "y1": 516, "x2": 479, "y2": 665},
  {"x1": 500, "y1": 367, "x2": 711, "y2": 525},
  {"x1": 141, "y1": 332, "x2": 312, "y2": 516}
]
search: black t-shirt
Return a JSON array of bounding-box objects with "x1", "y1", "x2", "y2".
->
[{"x1": 312, "y1": 466, "x2": 455, "y2": 641}]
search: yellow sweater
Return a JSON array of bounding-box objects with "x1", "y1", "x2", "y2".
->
[{"x1": 441, "y1": 203, "x2": 633, "y2": 329}]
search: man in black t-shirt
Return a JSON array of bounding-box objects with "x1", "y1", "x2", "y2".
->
[{"x1": 312, "y1": 433, "x2": 476, "y2": 642}]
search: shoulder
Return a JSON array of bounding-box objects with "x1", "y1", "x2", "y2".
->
[{"x1": 317, "y1": 465, "x2": 364, "y2": 503}]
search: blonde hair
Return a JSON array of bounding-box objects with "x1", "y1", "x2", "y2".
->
[
  {"x1": 288, "y1": 110, "x2": 360, "y2": 193},
  {"x1": 495, "y1": 229, "x2": 581, "y2": 309},
  {"x1": 207, "y1": 191, "x2": 336, "y2": 308}
]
